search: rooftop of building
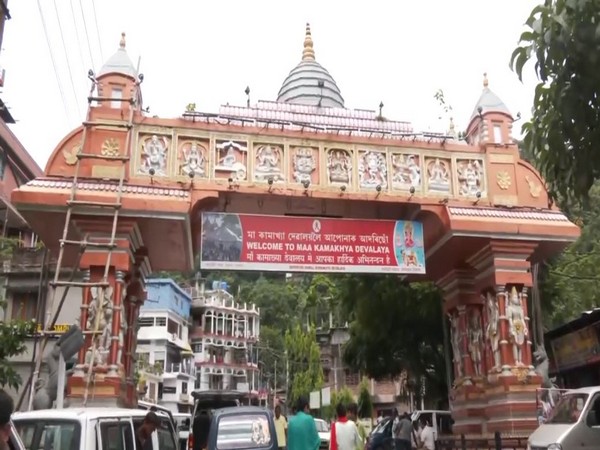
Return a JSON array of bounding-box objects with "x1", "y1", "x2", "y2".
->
[
  {"x1": 102, "y1": 26, "x2": 511, "y2": 140},
  {"x1": 145, "y1": 277, "x2": 192, "y2": 301}
]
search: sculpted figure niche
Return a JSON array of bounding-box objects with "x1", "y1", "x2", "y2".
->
[
  {"x1": 358, "y1": 151, "x2": 387, "y2": 189},
  {"x1": 391, "y1": 153, "x2": 421, "y2": 191},
  {"x1": 140, "y1": 135, "x2": 168, "y2": 176},
  {"x1": 468, "y1": 309, "x2": 484, "y2": 377},
  {"x1": 292, "y1": 147, "x2": 316, "y2": 184},
  {"x1": 180, "y1": 142, "x2": 207, "y2": 177},
  {"x1": 457, "y1": 159, "x2": 484, "y2": 197},
  {"x1": 326, "y1": 149, "x2": 352, "y2": 185},
  {"x1": 507, "y1": 286, "x2": 528, "y2": 366},
  {"x1": 426, "y1": 158, "x2": 451, "y2": 193},
  {"x1": 485, "y1": 291, "x2": 501, "y2": 370},
  {"x1": 254, "y1": 145, "x2": 284, "y2": 182},
  {"x1": 449, "y1": 312, "x2": 463, "y2": 379}
]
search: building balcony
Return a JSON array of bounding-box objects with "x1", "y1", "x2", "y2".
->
[
  {"x1": 1, "y1": 247, "x2": 51, "y2": 273},
  {"x1": 196, "y1": 359, "x2": 258, "y2": 371},
  {"x1": 189, "y1": 329, "x2": 258, "y2": 344},
  {"x1": 164, "y1": 362, "x2": 195, "y2": 378},
  {"x1": 186, "y1": 287, "x2": 259, "y2": 315}
]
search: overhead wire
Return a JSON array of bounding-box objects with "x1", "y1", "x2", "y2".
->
[
  {"x1": 36, "y1": 0, "x2": 72, "y2": 123},
  {"x1": 77, "y1": 0, "x2": 97, "y2": 71},
  {"x1": 52, "y1": 0, "x2": 84, "y2": 119},
  {"x1": 69, "y1": 0, "x2": 90, "y2": 75},
  {"x1": 90, "y1": 0, "x2": 104, "y2": 62}
]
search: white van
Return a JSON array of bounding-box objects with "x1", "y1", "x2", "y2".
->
[
  {"x1": 528, "y1": 386, "x2": 600, "y2": 450},
  {"x1": 12, "y1": 407, "x2": 178, "y2": 450}
]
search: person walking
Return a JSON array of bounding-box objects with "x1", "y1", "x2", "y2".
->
[
  {"x1": 346, "y1": 403, "x2": 366, "y2": 447},
  {"x1": 395, "y1": 413, "x2": 412, "y2": 450},
  {"x1": 287, "y1": 397, "x2": 320, "y2": 450},
  {"x1": 330, "y1": 403, "x2": 362, "y2": 450},
  {"x1": 274, "y1": 405, "x2": 288, "y2": 450}
]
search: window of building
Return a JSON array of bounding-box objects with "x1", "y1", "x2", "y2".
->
[
  {"x1": 138, "y1": 317, "x2": 154, "y2": 327},
  {"x1": 344, "y1": 370, "x2": 360, "y2": 386},
  {"x1": 156, "y1": 317, "x2": 167, "y2": 327},
  {"x1": 154, "y1": 351, "x2": 166, "y2": 372},
  {"x1": 192, "y1": 343, "x2": 202, "y2": 353},
  {"x1": 110, "y1": 87, "x2": 123, "y2": 109},
  {"x1": 181, "y1": 381, "x2": 188, "y2": 394},
  {"x1": 11, "y1": 292, "x2": 37, "y2": 321},
  {"x1": 167, "y1": 318, "x2": 178, "y2": 336},
  {"x1": 493, "y1": 125, "x2": 502, "y2": 144}
]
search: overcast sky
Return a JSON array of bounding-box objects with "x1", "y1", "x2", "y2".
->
[{"x1": 3, "y1": 1, "x2": 540, "y2": 169}]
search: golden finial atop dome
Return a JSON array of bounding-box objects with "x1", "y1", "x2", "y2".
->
[
  {"x1": 302, "y1": 23, "x2": 315, "y2": 61},
  {"x1": 483, "y1": 72, "x2": 489, "y2": 88},
  {"x1": 119, "y1": 32, "x2": 126, "y2": 49}
]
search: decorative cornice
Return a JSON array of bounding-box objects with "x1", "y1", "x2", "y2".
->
[
  {"x1": 448, "y1": 207, "x2": 570, "y2": 222},
  {"x1": 25, "y1": 179, "x2": 190, "y2": 199}
]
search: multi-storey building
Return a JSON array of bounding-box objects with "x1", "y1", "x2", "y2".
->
[
  {"x1": 317, "y1": 326, "x2": 411, "y2": 415},
  {"x1": 136, "y1": 278, "x2": 195, "y2": 413},
  {"x1": 186, "y1": 281, "x2": 260, "y2": 399}
]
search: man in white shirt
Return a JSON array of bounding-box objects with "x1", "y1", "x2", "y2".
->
[
  {"x1": 330, "y1": 403, "x2": 362, "y2": 450},
  {"x1": 419, "y1": 419, "x2": 435, "y2": 450}
]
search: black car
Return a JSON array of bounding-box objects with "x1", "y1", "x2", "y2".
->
[
  {"x1": 189, "y1": 390, "x2": 245, "y2": 450},
  {"x1": 366, "y1": 418, "x2": 394, "y2": 450}
]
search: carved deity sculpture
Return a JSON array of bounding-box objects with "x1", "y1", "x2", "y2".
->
[
  {"x1": 427, "y1": 158, "x2": 450, "y2": 193},
  {"x1": 468, "y1": 310, "x2": 484, "y2": 377},
  {"x1": 391, "y1": 154, "x2": 421, "y2": 190},
  {"x1": 181, "y1": 142, "x2": 206, "y2": 177},
  {"x1": 292, "y1": 148, "x2": 316, "y2": 184},
  {"x1": 457, "y1": 160, "x2": 483, "y2": 196},
  {"x1": 327, "y1": 149, "x2": 351, "y2": 184},
  {"x1": 358, "y1": 151, "x2": 387, "y2": 189},
  {"x1": 86, "y1": 285, "x2": 114, "y2": 366},
  {"x1": 449, "y1": 312, "x2": 463, "y2": 378},
  {"x1": 254, "y1": 145, "x2": 284, "y2": 182},
  {"x1": 140, "y1": 135, "x2": 168, "y2": 176},
  {"x1": 507, "y1": 286, "x2": 528, "y2": 366},
  {"x1": 215, "y1": 141, "x2": 248, "y2": 181},
  {"x1": 485, "y1": 291, "x2": 501, "y2": 370}
]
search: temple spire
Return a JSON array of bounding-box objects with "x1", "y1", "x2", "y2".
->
[
  {"x1": 483, "y1": 72, "x2": 489, "y2": 88},
  {"x1": 302, "y1": 23, "x2": 315, "y2": 61},
  {"x1": 119, "y1": 32, "x2": 126, "y2": 49}
]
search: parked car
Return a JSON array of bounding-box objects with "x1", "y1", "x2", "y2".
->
[
  {"x1": 207, "y1": 406, "x2": 277, "y2": 450},
  {"x1": 315, "y1": 418, "x2": 330, "y2": 449},
  {"x1": 529, "y1": 386, "x2": 600, "y2": 449},
  {"x1": 12, "y1": 407, "x2": 178, "y2": 450},
  {"x1": 365, "y1": 417, "x2": 393, "y2": 450},
  {"x1": 189, "y1": 390, "x2": 244, "y2": 450},
  {"x1": 7, "y1": 422, "x2": 25, "y2": 450},
  {"x1": 138, "y1": 400, "x2": 190, "y2": 450}
]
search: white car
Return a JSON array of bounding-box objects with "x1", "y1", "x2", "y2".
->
[
  {"x1": 315, "y1": 418, "x2": 331, "y2": 449},
  {"x1": 12, "y1": 407, "x2": 178, "y2": 450}
]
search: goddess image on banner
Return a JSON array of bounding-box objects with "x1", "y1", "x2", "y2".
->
[{"x1": 199, "y1": 212, "x2": 426, "y2": 275}]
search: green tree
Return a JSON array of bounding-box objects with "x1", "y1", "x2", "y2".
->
[
  {"x1": 323, "y1": 387, "x2": 355, "y2": 420},
  {"x1": 0, "y1": 237, "x2": 37, "y2": 390},
  {"x1": 511, "y1": 0, "x2": 600, "y2": 204},
  {"x1": 341, "y1": 276, "x2": 448, "y2": 408},
  {"x1": 357, "y1": 377, "x2": 373, "y2": 419},
  {"x1": 284, "y1": 324, "x2": 324, "y2": 406}
]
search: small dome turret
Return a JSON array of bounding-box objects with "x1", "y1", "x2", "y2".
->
[
  {"x1": 98, "y1": 32, "x2": 137, "y2": 80},
  {"x1": 276, "y1": 24, "x2": 345, "y2": 109}
]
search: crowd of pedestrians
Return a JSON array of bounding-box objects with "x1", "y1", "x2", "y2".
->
[{"x1": 277, "y1": 398, "x2": 436, "y2": 450}]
